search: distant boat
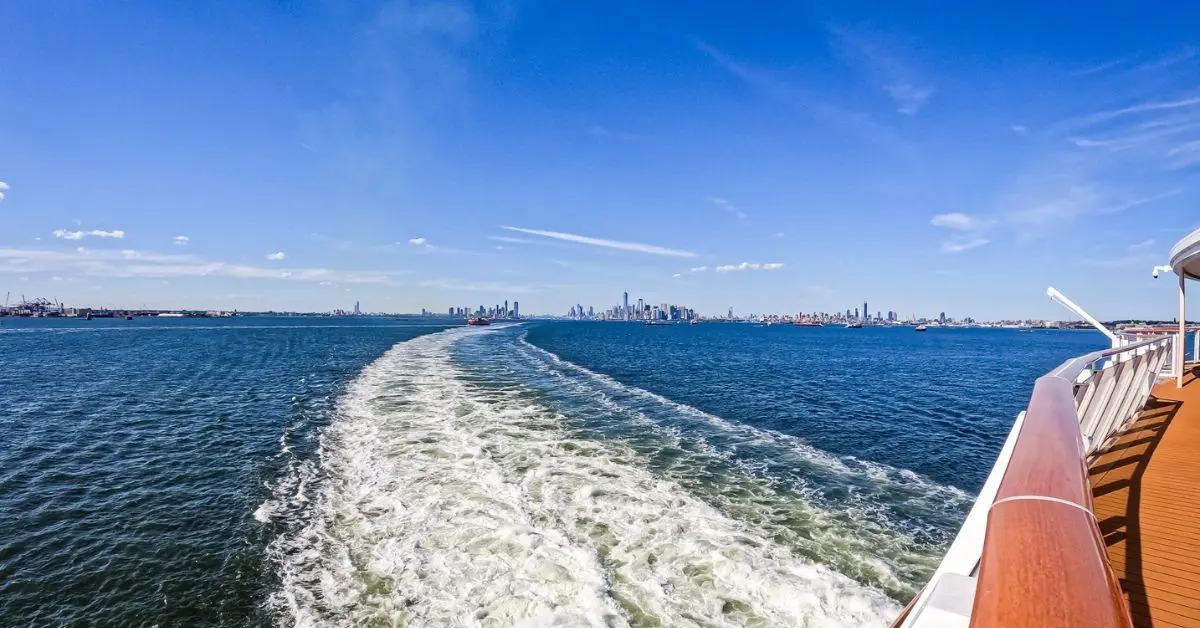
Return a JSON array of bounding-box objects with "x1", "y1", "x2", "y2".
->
[
  {"x1": 793, "y1": 321, "x2": 823, "y2": 327},
  {"x1": 690, "y1": 319, "x2": 699, "y2": 325},
  {"x1": 157, "y1": 312, "x2": 185, "y2": 318},
  {"x1": 467, "y1": 317, "x2": 490, "y2": 326},
  {"x1": 645, "y1": 320, "x2": 673, "y2": 326},
  {"x1": 845, "y1": 322, "x2": 863, "y2": 328},
  {"x1": 915, "y1": 324, "x2": 928, "y2": 332},
  {"x1": 125, "y1": 315, "x2": 133, "y2": 321}
]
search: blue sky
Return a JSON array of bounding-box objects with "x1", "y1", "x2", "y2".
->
[{"x1": 1, "y1": 1, "x2": 1198, "y2": 319}]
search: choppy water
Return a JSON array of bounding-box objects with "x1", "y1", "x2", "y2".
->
[{"x1": 0, "y1": 317, "x2": 1107, "y2": 626}]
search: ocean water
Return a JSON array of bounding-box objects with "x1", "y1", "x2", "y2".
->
[{"x1": 0, "y1": 317, "x2": 1108, "y2": 626}]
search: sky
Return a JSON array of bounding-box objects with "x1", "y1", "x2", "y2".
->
[{"x1": 1, "y1": 1, "x2": 1199, "y2": 320}]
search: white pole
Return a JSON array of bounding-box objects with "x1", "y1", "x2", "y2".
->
[{"x1": 1180, "y1": 272, "x2": 1187, "y2": 388}]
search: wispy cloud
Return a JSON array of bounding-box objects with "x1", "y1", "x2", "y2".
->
[
  {"x1": 173, "y1": 236, "x2": 190, "y2": 246},
  {"x1": 688, "y1": 266, "x2": 708, "y2": 273},
  {"x1": 0, "y1": 181, "x2": 8, "y2": 201},
  {"x1": 1128, "y1": 238, "x2": 1157, "y2": 251},
  {"x1": 500, "y1": 226, "x2": 697, "y2": 258},
  {"x1": 52, "y1": 229, "x2": 126, "y2": 241},
  {"x1": 587, "y1": 125, "x2": 639, "y2": 141},
  {"x1": 827, "y1": 26, "x2": 934, "y2": 115},
  {"x1": 408, "y1": 237, "x2": 428, "y2": 246},
  {"x1": 487, "y1": 235, "x2": 537, "y2": 245},
  {"x1": 930, "y1": 212, "x2": 988, "y2": 231},
  {"x1": 0, "y1": 247, "x2": 404, "y2": 285},
  {"x1": 694, "y1": 40, "x2": 915, "y2": 160},
  {"x1": 1011, "y1": 124, "x2": 1027, "y2": 133},
  {"x1": 715, "y1": 262, "x2": 785, "y2": 272},
  {"x1": 708, "y1": 197, "x2": 747, "y2": 219},
  {"x1": 265, "y1": 251, "x2": 287, "y2": 261},
  {"x1": 941, "y1": 238, "x2": 990, "y2": 254}
]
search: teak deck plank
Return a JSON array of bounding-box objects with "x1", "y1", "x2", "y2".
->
[{"x1": 1089, "y1": 367, "x2": 1200, "y2": 628}]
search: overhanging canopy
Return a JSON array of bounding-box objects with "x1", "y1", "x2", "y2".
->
[{"x1": 1170, "y1": 226, "x2": 1200, "y2": 281}]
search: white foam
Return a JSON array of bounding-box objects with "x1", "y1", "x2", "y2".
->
[{"x1": 267, "y1": 327, "x2": 898, "y2": 626}]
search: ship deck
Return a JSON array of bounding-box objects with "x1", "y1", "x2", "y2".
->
[{"x1": 1089, "y1": 365, "x2": 1200, "y2": 627}]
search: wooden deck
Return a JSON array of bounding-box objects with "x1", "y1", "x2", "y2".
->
[{"x1": 1090, "y1": 366, "x2": 1200, "y2": 627}]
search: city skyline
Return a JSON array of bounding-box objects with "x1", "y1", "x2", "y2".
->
[{"x1": 1, "y1": 3, "x2": 1198, "y2": 320}]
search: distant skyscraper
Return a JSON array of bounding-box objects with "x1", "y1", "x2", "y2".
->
[
  {"x1": 448, "y1": 307, "x2": 454, "y2": 316},
  {"x1": 623, "y1": 292, "x2": 629, "y2": 319},
  {"x1": 637, "y1": 298, "x2": 644, "y2": 320},
  {"x1": 354, "y1": 301, "x2": 360, "y2": 315},
  {"x1": 513, "y1": 301, "x2": 519, "y2": 319},
  {"x1": 939, "y1": 311, "x2": 947, "y2": 324},
  {"x1": 854, "y1": 307, "x2": 859, "y2": 320},
  {"x1": 863, "y1": 302, "x2": 868, "y2": 321}
]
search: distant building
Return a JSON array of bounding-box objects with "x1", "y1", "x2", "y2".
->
[
  {"x1": 863, "y1": 302, "x2": 868, "y2": 321},
  {"x1": 354, "y1": 301, "x2": 360, "y2": 315},
  {"x1": 939, "y1": 311, "x2": 947, "y2": 324},
  {"x1": 513, "y1": 301, "x2": 520, "y2": 319}
]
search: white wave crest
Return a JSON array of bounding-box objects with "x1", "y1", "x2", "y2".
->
[{"x1": 266, "y1": 327, "x2": 898, "y2": 626}]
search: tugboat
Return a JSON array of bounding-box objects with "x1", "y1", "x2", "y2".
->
[{"x1": 467, "y1": 317, "x2": 490, "y2": 326}]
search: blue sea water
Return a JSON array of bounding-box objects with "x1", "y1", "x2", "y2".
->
[{"x1": 0, "y1": 317, "x2": 1108, "y2": 626}]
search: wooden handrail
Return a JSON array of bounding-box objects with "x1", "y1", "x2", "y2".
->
[{"x1": 969, "y1": 376, "x2": 1132, "y2": 627}]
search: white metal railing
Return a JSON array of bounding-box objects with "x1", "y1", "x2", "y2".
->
[{"x1": 897, "y1": 333, "x2": 1174, "y2": 628}]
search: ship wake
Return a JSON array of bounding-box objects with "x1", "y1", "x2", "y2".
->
[{"x1": 264, "y1": 327, "x2": 898, "y2": 626}]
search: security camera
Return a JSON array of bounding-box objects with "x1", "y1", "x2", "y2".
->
[{"x1": 1153, "y1": 265, "x2": 1172, "y2": 279}]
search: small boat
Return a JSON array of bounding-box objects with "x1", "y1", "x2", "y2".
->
[
  {"x1": 125, "y1": 315, "x2": 133, "y2": 320},
  {"x1": 690, "y1": 319, "x2": 699, "y2": 325},
  {"x1": 915, "y1": 324, "x2": 928, "y2": 332},
  {"x1": 467, "y1": 317, "x2": 490, "y2": 326},
  {"x1": 845, "y1": 322, "x2": 863, "y2": 328},
  {"x1": 645, "y1": 320, "x2": 673, "y2": 326},
  {"x1": 793, "y1": 321, "x2": 823, "y2": 327}
]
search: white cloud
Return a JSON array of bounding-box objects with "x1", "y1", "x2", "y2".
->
[
  {"x1": 709, "y1": 196, "x2": 747, "y2": 219},
  {"x1": 1128, "y1": 238, "x2": 1157, "y2": 251},
  {"x1": 930, "y1": 212, "x2": 982, "y2": 231},
  {"x1": 53, "y1": 229, "x2": 125, "y2": 241},
  {"x1": 501, "y1": 226, "x2": 696, "y2": 258},
  {"x1": 265, "y1": 251, "x2": 287, "y2": 261},
  {"x1": 829, "y1": 27, "x2": 934, "y2": 115},
  {"x1": 941, "y1": 238, "x2": 991, "y2": 254},
  {"x1": 887, "y1": 83, "x2": 933, "y2": 115},
  {"x1": 487, "y1": 235, "x2": 536, "y2": 244},
  {"x1": 174, "y1": 236, "x2": 190, "y2": 245},
  {"x1": 0, "y1": 247, "x2": 402, "y2": 285},
  {"x1": 689, "y1": 266, "x2": 708, "y2": 273},
  {"x1": 0, "y1": 180, "x2": 8, "y2": 201},
  {"x1": 408, "y1": 237, "x2": 427, "y2": 245},
  {"x1": 1011, "y1": 124, "x2": 1027, "y2": 133},
  {"x1": 715, "y1": 262, "x2": 784, "y2": 272},
  {"x1": 672, "y1": 273, "x2": 682, "y2": 278}
]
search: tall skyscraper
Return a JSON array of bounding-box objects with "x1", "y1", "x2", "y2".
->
[
  {"x1": 513, "y1": 301, "x2": 519, "y2": 319},
  {"x1": 854, "y1": 307, "x2": 859, "y2": 320},
  {"x1": 636, "y1": 298, "x2": 644, "y2": 320},
  {"x1": 504, "y1": 300, "x2": 509, "y2": 317},
  {"x1": 354, "y1": 301, "x2": 360, "y2": 315},
  {"x1": 623, "y1": 292, "x2": 629, "y2": 319},
  {"x1": 862, "y1": 302, "x2": 868, "y2": 321}
]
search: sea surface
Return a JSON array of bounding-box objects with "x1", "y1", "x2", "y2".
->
[{"x1": 0, "y1": 317, "x2": 1109, "y2": 626}]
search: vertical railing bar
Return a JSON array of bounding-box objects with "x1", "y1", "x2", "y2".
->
[{"x1": 1090, "y1": 358, "x2": 1142, "y2": 454}]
